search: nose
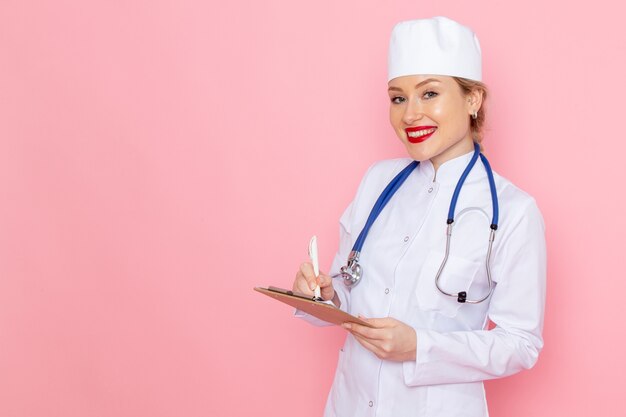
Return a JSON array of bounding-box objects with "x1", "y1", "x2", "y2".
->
[{"x1": 401, "y1": 98, "x2": 423, "y2": 125}]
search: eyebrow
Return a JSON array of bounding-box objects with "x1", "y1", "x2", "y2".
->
[{"x1": 388, "y1": 78, "x2": 441, "y2": 92}]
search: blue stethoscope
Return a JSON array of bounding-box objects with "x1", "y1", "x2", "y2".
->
[{"x1": 334, "y1": 142, "x2": 499, "y2": 304}]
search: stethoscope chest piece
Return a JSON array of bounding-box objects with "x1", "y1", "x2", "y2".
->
[{"x1": 339, "y1": 250, "x2": 362, "y2": 287}]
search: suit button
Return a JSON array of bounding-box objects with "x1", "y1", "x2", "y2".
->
[
  {"x1": 385, "y1": 288, "x2": 390, "y2": 294},
  {"x1": 369, "y1": 401, "x2": 374, "y2": 407}
]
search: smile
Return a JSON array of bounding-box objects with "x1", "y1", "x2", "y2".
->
[
  {"x1": 407, "y1": 128, "x2": 436, "y2": 138},
  {"x1": 405, "y1": 126, "x2": 437, "y2": 143}
]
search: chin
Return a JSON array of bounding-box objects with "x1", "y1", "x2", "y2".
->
[
  {"x1": 402, "y1": 141, "x2": 438, "y2": 162},
  {"x1": 403, "y1": 148, "x2": 432, "y2": 162}
]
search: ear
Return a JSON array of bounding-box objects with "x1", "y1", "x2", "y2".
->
[{"x1": 466, "y1": 88, "x2": 484, "y2": 115}]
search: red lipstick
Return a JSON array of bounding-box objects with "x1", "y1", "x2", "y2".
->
[{"x1": 405, "y1": 126, "x2": 437, "y2": 144}]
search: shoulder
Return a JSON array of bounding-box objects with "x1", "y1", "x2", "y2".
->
[
  {"x1": 352, "y1": 157, "x2": 417, "y2": 204},
  {"x1": 339, "y1": 158, "x2": 416, "y2": 228},
  {"x1": 360, "y1": 157, "x2": 416, "y2": 187}
]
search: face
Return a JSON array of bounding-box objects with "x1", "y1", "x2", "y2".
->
[{"x1": 388, "y1": 74, "x2": 481, "y2": 170}]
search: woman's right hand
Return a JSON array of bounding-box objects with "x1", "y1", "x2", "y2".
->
[{"x1": 292, "y1": 262, "x2": 340, "y2": 307}]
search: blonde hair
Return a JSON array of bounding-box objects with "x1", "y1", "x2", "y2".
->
[{"x1": 452, "y1": 77, "x2": 488, "y2": 146}]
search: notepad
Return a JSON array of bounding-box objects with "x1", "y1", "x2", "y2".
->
[{"x1": 254, "y1": 286, "x2": 373, "y2": 328}]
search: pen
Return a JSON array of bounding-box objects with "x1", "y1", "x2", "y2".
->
[{"x1": 309, "y1": 236, "x2": 321, "y2": 300}]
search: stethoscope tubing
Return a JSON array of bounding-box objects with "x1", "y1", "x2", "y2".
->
[
  {"x1": 353, "y1": 161, "x2": 419, "y2": 253},
  {"x1": 337, "y1": 142, "x2": 499, "y2": 304}
]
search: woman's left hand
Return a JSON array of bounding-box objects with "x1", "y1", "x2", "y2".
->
[{"x1": 343, "y1": 317, "x2": 417, "y2": 362}]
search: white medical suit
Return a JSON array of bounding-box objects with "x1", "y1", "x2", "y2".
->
[{"x1": 296, "y1": 150, "x2": 547, "y2": 417}]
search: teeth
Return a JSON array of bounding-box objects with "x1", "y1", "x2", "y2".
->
[{"x1": 407, "y1": 128, "x2": 436, "y2": 138}]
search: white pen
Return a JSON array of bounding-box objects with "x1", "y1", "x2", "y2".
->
[{"x1": 309, "y1": 235, "x2": 322, "y2": 300}]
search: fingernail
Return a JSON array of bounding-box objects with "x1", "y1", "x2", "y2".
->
[
  {"x1": 309, "y1": 282, "x2": 316, "y2": 290},
  {"x1": 342, "y1": 323, "x2": 351, "y2": 330}
]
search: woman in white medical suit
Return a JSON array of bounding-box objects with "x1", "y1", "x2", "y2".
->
[{"x1": 292, "y1": 16, "x2": 546, "y2": 417}]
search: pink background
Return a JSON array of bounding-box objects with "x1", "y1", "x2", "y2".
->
[{"x1": 1, "y1": 1, "x2": 624, "y2": 416}]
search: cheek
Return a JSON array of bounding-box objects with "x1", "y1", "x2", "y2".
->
[
  {"x1": 430, "y1": 101, "x2": 466, "y2": 133},
  {"x1": 389, "y1": 106, "x2": 404, "y2": 128},
  {"x1": 429, "y1": 102, "x2": 446, "y2": 120}
]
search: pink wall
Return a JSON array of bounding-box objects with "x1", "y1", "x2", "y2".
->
[{"x1": 1, "y1": 1, "x2": 624, "y2": 416}]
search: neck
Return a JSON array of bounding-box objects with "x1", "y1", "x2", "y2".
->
[{"x1": 431, "y1": 138, "x2": 475, "y2": 173}]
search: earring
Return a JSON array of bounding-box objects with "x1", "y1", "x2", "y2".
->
[{"x1": 471, "y1": 110, "x2": 478, "y2": 120}]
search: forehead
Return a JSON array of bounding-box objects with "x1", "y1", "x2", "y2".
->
[{"x1": 387, "y1": 74, "x2": 456, "y2": 91}]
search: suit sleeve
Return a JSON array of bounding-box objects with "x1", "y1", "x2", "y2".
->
[
  {"x1": 403, "y1": 199, "x2": 547, "y2": 386},
  {"x1": 293, "y1": 163, "x2": 380, "y2": 326}
]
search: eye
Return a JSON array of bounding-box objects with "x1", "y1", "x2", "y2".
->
[
  {"x1": 390, "y1": 96, "x2": 406, "y2": 104},
  {"x1": 423, "y1": 90, "x2": 438, "y2": 99}
]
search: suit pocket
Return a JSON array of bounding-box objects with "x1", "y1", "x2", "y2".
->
[{"x1": 415, "y1": 249, "x2": 481, "y2": 317}]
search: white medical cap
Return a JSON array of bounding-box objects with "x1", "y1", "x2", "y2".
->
[{"x1": 387, "y1": 16, "x2": 482, "y2": 82}]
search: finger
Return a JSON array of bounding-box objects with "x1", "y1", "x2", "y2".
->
[
  {"x1": 351, "y1": 333, "x2": 384, "y2": 357},
  {"x1": 343, "y1": 322, "x2": 386, "y2": 341},
  {"x1": 317, "y1": 273, "x2": 333, "y2": 287},
  {"x1": 357, "y1": 316, "x2": 393, "y2": 329},
  {"x1": 315, "y1": 273, "x2": 334, "y2": 299},
  {"x1": 293, "y1": 271, "x2": 314, "y2": 295},
  {"x1": 295, "y1": 279, "x2": 314, "y2": 295},
  {"x1": 320, "y1": 286, "x2": 335, "y2": 302},
  {"x1": 299, "y1": 262, "x2": 317, "y2": 291}
]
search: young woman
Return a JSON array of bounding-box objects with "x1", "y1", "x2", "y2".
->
[{"x1": 292, "y1": 16, "x2": 546, "y2": 417}]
